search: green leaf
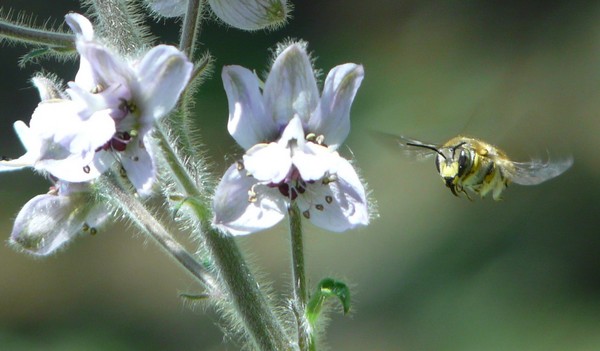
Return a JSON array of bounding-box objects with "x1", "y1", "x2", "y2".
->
[
  {"x1": 179, "y1": 293, "x2": 211, "y2": 301},
  {"x1": 18, "y1": 46, "x2": 75, "y2": 67},
  {"x1": 19, "y1": 47, "x2": 52, "y2": 66},
  {"x1": 306, "y1": 278, "x2": 351, "y2": 326}
]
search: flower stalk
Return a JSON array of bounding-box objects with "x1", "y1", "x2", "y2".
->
[
  {"x1": 289, "y1": 203, "x2": 311, "y2": 351},
  {"x1": 102, "y1": 174, "x2": 219, "y2": 292},
  {"x1": 179, "y1": 0, "x2": 203, "y2": 59},
  {"x1": 0, "y1": 19, "x2": 74, "y2": 49},
  {"x1": 87, "y1": 0, "x2": 150, "y2": 55},
  {"x1": 155, "y1": 125, "x2": 291, "y2": 350}
]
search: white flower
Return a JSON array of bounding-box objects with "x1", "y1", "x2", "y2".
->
[
  {"x1": 0, "y1": 14, "x2": 193, "y2": 196},
  {"x1": 213, "y1": 42, "x2": 369, "y2": 235},
  {"x1": 10, "y1": 181, "x2": 109, "y2": 256},
  {"x1": 0, "y1": 76, "x2": 116, "y2": 183},
  {"x1": 65, "y1": 13, "x2": 193, "y2": 195},
  {"x1": 146, "y1": 0, "x2": 290, "y2": 31}
]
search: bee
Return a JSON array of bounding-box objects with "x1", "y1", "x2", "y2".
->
[{"x1": 388, "y1": 135, "x2": 573, "y2": 200}]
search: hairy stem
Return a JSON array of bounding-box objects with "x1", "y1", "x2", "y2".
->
[
  {"x1": 169, "y1": 53, "x2": 213, "y2": 160},
  {"x1": 289, "y1": 203, "x2": 310, "y2": 351},
  {"x1": 87, "y1": 0, "x2": 150, "y2": 55},
  {"x1": 155, "y1": 126, "x2": 292, "y2": 350},
  {"x1": 0, "y1": 19, "x2": 74, "y2": 49},
  {"x1": 179, "y1": 0, "x2": 203, "y2": 59},
  {"x1": 103, "y1": 176, "x2": 219, "y2": 293}
]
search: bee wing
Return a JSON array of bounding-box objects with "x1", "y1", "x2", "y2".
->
[
  {"x1": 371, "y1": 131, "x2": 440, "y2": 161},
  {"x1": 501, "y1": 156, "x2": 574, "y2": 185}
]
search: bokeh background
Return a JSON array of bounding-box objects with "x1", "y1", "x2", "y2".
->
[{"x1": 1, "y1": 1, "x2": 599, "y2": 350}]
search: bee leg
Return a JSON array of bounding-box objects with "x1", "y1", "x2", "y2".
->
[
  {"x1": 448, "y1": 183, "x2": 459, "y2": 197},
  {"x1": 457, "y1": 184, "x2": 473, "y2": 201}
]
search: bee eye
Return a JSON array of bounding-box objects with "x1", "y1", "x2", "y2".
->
[{"x1": 457, "y1": 150, "x2": 470, "y2": 177}]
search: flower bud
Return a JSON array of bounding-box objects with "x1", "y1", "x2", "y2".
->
[
  {"x1": 208, "y1": 0, "x2": 291, "y2": 31},
  {"x1": 146, "y1": 0, "x2": 188, "y2": 18},
  {"x1": 10, "y1": 182, "x2": 109, "y2": 256}
]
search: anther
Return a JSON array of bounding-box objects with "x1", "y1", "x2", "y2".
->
[
  {"x1": 315, "y1": 135, "x2": 325, "y2": 145},
  {"x1": 322, "y1": 174, "x2": 338, "y2": 185},
  {"x1": 236, "y1": 160, "x2": 244, "y2": 171},
  {"x1": 90, "y1": 227, "x2": 97, "y2": 235},
  {"x1": 325, "y1": 195, "x2": 333, "y2": 204},
  {"x1": 120, "y1": 99, "x2": 137, "y2": 113},
  {"x1": 315, "y1": 204, "x2": 324, "y2": 211},
  {"x1": 82, "y1": 223, "x2": 90, "y2": 232},
  {"x1": 91, "y1": 84, "x2": 105, "y2": 94},
  {"x1": 83, "y1": 165, "x2": 91, "y2": 174},
  {"x1": 248, "y1": 185, "x2": 258, "y2": 203},
  {"x1": 303, "y1": 210, "x2": 310, "y2": 219}
]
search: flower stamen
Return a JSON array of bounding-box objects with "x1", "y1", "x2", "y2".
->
[{"x1": 248, "y1": 184, "x2": 258, "y2": 203}]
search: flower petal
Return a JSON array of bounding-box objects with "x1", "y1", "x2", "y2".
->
[
  {"x1": 243, "y1": 142, "x2": 291, "y2": 183},
  {"x1": 263, "y1": 43, "x2": 319, "y2": 126},
  {"x1": 223, "y1": 65, "x2": 276, "y2": 149},
  {"x1": 208, "y1": 0, "x2": 290, "y2": 31},
  {"x1": 0, "y1": 154, "x2": 37, "y2": 172},
  {"x1": 135, "y1": 45, "x2": 193, "y2": 122},
  {"x1": 65, "y1": 13, "x2": 94, "y2": 41},
  {"x1": 302, "y1": 158, "x2": 368, "y2": 232},
  {"x1": 213, "y1": 164, "x2": 286, "y2": 235},
  {"x1": 293, "y1": 143, "x2": 340, "y2": 182},
  {"x1": 70, "y1": 109, "x2": 117, "y2": 156},
  {"x1": 76, "y1": 42, "x2": 133, "y2": 92},
  {"x1": 14, "y1": 120, "x2": 39, "y2": 153},
  {"x1": 38, "y1": 156, "x2": 101, "y2": 182},
  {"x1": 25, "y1": 100, "x2": 115, "y2": 182},
  {"x1": 308, "y1": 63, "x2": 364, "y2": 149},
  {"x1": 121, "y1": 136, "x2": 156, "y2": 196}
]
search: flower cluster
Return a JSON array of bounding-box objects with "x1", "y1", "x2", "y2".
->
[
  {"x1": 212, "y1": 42, "x2": 369, "y2": 235},
  {"x1": 1, "y1": 13, "x2": 192, "y2": 255}
]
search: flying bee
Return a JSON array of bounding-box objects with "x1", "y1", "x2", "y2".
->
[{"x1": 386, "y1": 134, "x2": 573, "y2": 200}]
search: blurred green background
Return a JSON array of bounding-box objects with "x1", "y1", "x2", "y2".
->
[{"x1": 1, "y1": 1, "x2": 599, "y2": 350}]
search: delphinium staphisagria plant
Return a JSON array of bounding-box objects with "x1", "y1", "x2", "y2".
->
[{"x1": 0, "y1": 1, "x2": 373, "y2": 349}]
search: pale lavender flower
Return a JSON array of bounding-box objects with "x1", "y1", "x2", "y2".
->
[
  {"x1": 213, "y1": 42, "x2": 369, "y2": 235},
  {"x1": 146, "y1": 0, "x2": 291, "y2": 31},
  {"x1": 64, "y1": 13, "x2": 193, "y2": 195},
  {"x1": 0, "y1": 74, "x2": 116, "y2": 183},
  {"x1": 0, "y1": 14, "x2": 193, "y2": 196},
  {"x1": 10, "y1": 181, "x2": 109, "y2": 256}
]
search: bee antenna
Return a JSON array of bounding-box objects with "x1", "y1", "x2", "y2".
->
[
  {"x1": 452, "y1": 142, "x2": 467, "y2": 150},
  {"x1": 406, "y1": 142, "x2": 446, "y2": 159}
]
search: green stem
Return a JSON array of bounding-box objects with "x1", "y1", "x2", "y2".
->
[
  {"x1": 289, "y1": 203, "x2": 310, "y2": 351},
  {"x1": 155, "y1": 126, "x2": 291, "y2": 350},
  {"x1": 204, "y1": 227, "x2": 292, "y2": 350},
  {"x1": 103, "y1": 176, "x2": 219, "y2": 293},
  {"x1": 179, "y1": 0, "x2": 203, "y2": 59},
  {"x1": 169, "y1": 53, "x2": 213, "y2": 159},
  {"x1": 0, "y1": 19, "x2": 74, "y2": 48},
  {"x1": 88, "y1": 0, "x2": 150, "y2": 55}
]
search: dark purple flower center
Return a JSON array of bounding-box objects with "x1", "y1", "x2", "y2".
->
[{"x1": 96, "y1": 131, "x2": 132, "y2": 152}]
